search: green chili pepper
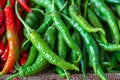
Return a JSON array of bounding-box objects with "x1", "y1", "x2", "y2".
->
[
  {"x1": 87, "y1": 8, "x2": 107, "y2": 43},
  {"x1": 34, "y1": 0, "x2": 82, "y2": 64},
  {"x1": 25, "y1": 5, "x2": 41, "y2": 29},
  {"x1": 15, "y1": 1, "x2": 79, "y2": 71},
  {"x1": 94, "y1": 34, "x2": 120, "y2": 51},
  {"x1": 56, "y1": 32, "x2": 69, "y2": 78},
  {"x1": 81, "y1": 44, "x2": 87, "y2": 80},
  {"x1": 61, "y1": 14, "x2": 107, "y2": 80},
  {"x1": 21, "y1": 39, "x2": 31, "y2": 51},
  {"x1": 37, "y1": 14, "x2": 53, "y2": 35},
  {"x1": 44, "y1": 25, "x2": 57, "y2": 50},
  {"x1": 91, "y1": 0, "x2": 119, "y2": 44},
  {"x1": 6, "y1": 52, "x2": 50, "y2": 80},
  {"x1": 23, "y1": 46, "x2": 38, "y2": 67},
  {"x1": 71, "y1": 30, "x2": 81, "y2": 67},
  {"x1": 69, "y1": 0, "x2": 105, "y2": 35}
]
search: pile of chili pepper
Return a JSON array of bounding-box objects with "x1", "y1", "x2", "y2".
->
[{"x1": 0, "y1": 0, "x2": 120, "y2": 80}]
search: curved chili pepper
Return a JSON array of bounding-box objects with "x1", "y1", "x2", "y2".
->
[
  {"x1": 91, "y1": 0, "x2": 119, "y2": 44},
  {"x1": 56, "y1": 32, "x2": 69, "y2": 78},
  {"x1": 17, "y1": 0, "x2": 32, "y2": 12},
  {"x1": 1, "y1": 44, "x2": 9, "y2": 61},
  {"x1": 15, "y1": 1, "x2": 79, "y2": 71},
  {"x1": 37, "y1": 15, "x2": 52, "y2": 35},
  {"x1": 0, "y1": 0, "x2": 19, "y2": 76},
  {"x1": 61, "y1": 13, "x2": 107, "y2": 80},
  {"x1": 94, "y1": 34, "x2": 120, "y2": 51},
  {"x1": 0, "y1": 35, "x2": 7, "y2": 55},
  {"x1": 87, "y1": 8, "x2": 107, "y2": 43},
  {"x1": 69, "y1": 0, "x2": 105, "y2": 35},
  {"x1": 22, "y1": 46, "x2": 37, "y2": 67}
]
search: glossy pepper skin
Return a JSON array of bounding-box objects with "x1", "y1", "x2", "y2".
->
[
  {"x1": 56, "y1": 32, "x2": 68, "y2": 78},
  {"x1": 34, "y1": 0, "x2": 82, "y2": 63},
  {"x1": 15, "y1": 1, "x2": 79, "y2": 71},
  {"x1": 61, "y1": 14, "x2": 107, "y2": 80},
  {"x1": 23, "y1": 46, "x2": 38, "y2": 67},
  {"x1": 69, "y1": 0, "x2": 105, "y2": 35},
  {"x1": 0, "y1": 0, "x2": 19, "y2": 76},
  {"x1": 90, "y1": 0, "x2": 119, "y2": 44},
  {"x1": 87, "y1": 8, "x2": 107, "y2": 43}
]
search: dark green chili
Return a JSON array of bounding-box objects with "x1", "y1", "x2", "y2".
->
[
  {"x1": 87, "y1": 8, "x2": 107, "y2": 43},
  {"x1": 114, "y1": 51, "x2": 120, "y2": 62},
  {"x1": 61, "y1": 13, "x2": 107, "y2": 80},
  {"x1": 36, "y1": 14, "x2": 53, "y2": 35},
  {"x1": 91, "y1": 0, "x2": 119, "y2": 44},
  {"x1": 69, "y1": 0, "x2": 105, "y2": 35}
]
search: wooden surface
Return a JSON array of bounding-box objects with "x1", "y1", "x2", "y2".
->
[{"x1": 1, "y1": 73, "x2": 120, "y2": 80}]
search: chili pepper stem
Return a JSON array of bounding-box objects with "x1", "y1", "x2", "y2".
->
[
  {"x1": 15, "y1": 1, "x2": 32, "y2": 34},
  {"x1": 6, "y1": 73, "x2": 19, "y2": 80}
]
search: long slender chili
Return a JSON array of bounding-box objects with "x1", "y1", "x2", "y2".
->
[
  {"x1": 0, "y1": 0, "x2": 19, "y2": 76},
  {"x1": 34, "y1": 0, "x2": 82, "y2": 63},
  {"x1": 15, "y1": 1, "x2": 79, "y2": 71},
  {"x1": 90, "y1": 0, "x2": 119, "y2": 44},
  {"x1": 87, "y1": 8, "x2": 107, "y2": 43},
  {"x1": 69, "y1": 0, "x2": 105, "y2": 35},
  {"x1": 61, "y1": 13, "x2": 107, "y2": 80}
]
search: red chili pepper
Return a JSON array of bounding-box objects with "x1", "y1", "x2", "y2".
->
[
  {"x1": 0, "y1": 8, "x2": 4, "y2": 26},
  {"x1": 0, "y1": 23, "x2": 6, "y2": 36},
  {"x1": 0, "y1": 0, "x2": 7, "y2": 9},
  {"x1": 0, "y1": 0, "x2": 19, "y2": 75},
  {"x1": 15, "y1": 8, "x2": 22, "y2": 33},
  {"x1": 0, "y1": 35, "x2": 7, "y2": 55},
  {"x1": 17, "y1": 0, "x2": 32, "y2": 12},
  {"x1": 1, "y1": 44, "x2": 9, "y2": 61},
  {"x1": 19, "y1": 57, "x2": 27, "y2": 66}
]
